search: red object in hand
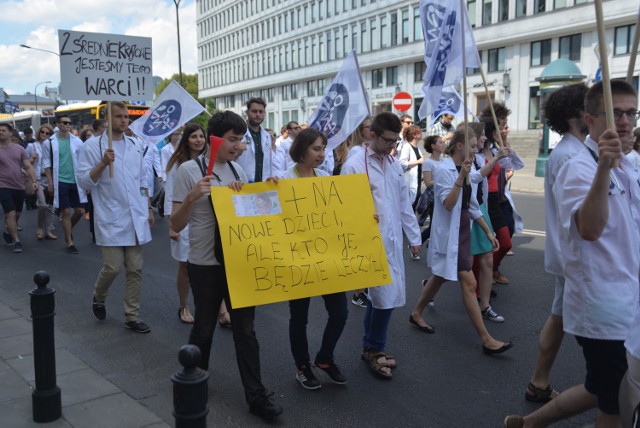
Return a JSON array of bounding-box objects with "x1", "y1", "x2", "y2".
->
[{"x1": 207, "y1": 136, "x2": 224, "y2": 176}]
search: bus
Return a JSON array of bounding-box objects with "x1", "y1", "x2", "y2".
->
[
  {"x1": 0, "y1": 111, "x2": 47, "y2": 132},
  {"x1": 54, "y1": 101, "x2": 149, "y2": 129}
]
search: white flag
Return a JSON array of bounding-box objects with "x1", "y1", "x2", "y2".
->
[
  {"x1": 308, "y1": 50, "x2": 371, "y2": 151},
  {"x1": 418, "y1": 0, "x2": 480, "y2": 121},
  {"x1": 129, "y1": 80, "x2": 205, "y2": 143}
]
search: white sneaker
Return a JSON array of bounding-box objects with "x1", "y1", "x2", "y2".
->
[{"x1": 481, "y1": 306, "x2": 505, "y2": 323}]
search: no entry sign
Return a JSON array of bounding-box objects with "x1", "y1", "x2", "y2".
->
[{"x1": 392, "y1": 92, "x2": 412, "y2": 112}]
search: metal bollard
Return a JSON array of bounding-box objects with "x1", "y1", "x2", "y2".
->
[
  {"x1": 171, "y1": 345, "x2": 209, "y2": 428},
  {"x1": 30, "y1": 271, "x2": 61, "y2": 423}
]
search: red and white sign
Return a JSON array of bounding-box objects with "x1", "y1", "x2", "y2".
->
[{"x1": 392, "y1": 91, "x2": 413, "y2": 112}]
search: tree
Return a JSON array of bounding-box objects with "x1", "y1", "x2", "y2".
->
[{"x1": 154, "y1": 73, "x2": 218, "y2": 130}]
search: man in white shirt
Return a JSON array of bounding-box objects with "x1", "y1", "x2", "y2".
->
[
  {"x1": 272, "y1": 121, "x2": 301, "y2": 177},
  {"x1": 77, "y1": 101, "x2": 154, "y2": 334},
  {"x1": 235, "y1": 97, "x2": 272, "y2": 183},
  {"x1": 505, "y1": 80, "x2": 640, "y2": 428},
  {"x1": 523, "y1": 83, "x2": 588, "y2": 404}
]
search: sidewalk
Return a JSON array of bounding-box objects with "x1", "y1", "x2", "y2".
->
[
  {"x1": 507, "y1": 154, "x2": 544, "y2": 195},
  {"x1": 0, "y1": 300, "x2": 170, "y2": 428}
]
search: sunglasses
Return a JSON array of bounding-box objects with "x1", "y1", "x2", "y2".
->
[
  {"x1": 40, "y1": 131, "x2": 52, "y2": 135},
  {"x1": 60, "y1": 121, "x2": 72, "y2": 125}
]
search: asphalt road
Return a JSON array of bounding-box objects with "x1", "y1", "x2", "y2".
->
[{"x1": 0, "y1": 193, "x2": 596, "y2": 427}]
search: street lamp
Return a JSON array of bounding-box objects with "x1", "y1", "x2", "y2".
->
[
  {"x1": 173, "y1": 0, "x2": 184, "y2": 87},
  {"x1": 20, "y1": 44, "x2": 60, "y2": 57},
  {"x1": 34, "y1": 81, "x2": 52, "y2": 113}
]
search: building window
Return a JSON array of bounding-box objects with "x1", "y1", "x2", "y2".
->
[
  {"x1": 361, "y1": 20, "x2": 368, "y2": 52},
  {"x1": 414, "y1": 8, "x2": 423, "y2": 40},
  {"x1": 401, "y1": 9, "x2": 410, "y2": 43},
  {"x1": 391, "y1": 13, "x2": 398, "y2": 46},
  {"x1": 414, "y1": 61, "x2": 426, "y2": 82},
  {"x1": 291, "y1": 84, "x2": 298, "y2": 99},
  {"x1": 335, "y1": 29, "x2": 341, "y2": 58},
  {"x1": 498, "y1": 0, "x2": 508, "y2": 22},
  {"x1": 386, "y1": 66, "x2": 398, "y2": 86},
  {"x1": 554, "y1": 0, "x2": 566, "y2": 9},
  {"x1": 482, "y1": 0, "x2": 491, "y2": 25},
  {"x1": 372, "y1": 68, "x2": 383, "y2": 88},
  {"x1": 529, "y1": 86, "x2": 540, "y2": 129},
  {"x1": 468, "y1": 0, "x2": 477, "y2": 27},
  {"x1": 488, "y1": 47, "x2": 505, "y2": 72},
  {"x1": 615, "y1": 24, "x2": 637, "y2": 55},
  {"x1": 371, "y1": 18, "x2": 379, "y2": 50},
  {"x1": 307, "y1": 80, "x2": 316, "y2": 96},
  {"x1": 380, "y1": 15, "x2": 388, "y2": 48},
  {"x1": 352, "y1": 25, "x2": 358, "y2": 52},
  {"x1": 318, "y1": 79, "x2": 325, "y2": 94},
  {"x1": 531, "y1": 39, "x2": 551, "y2": 66},
  {"x1": 516, "y1": 0, "x2": 526, "y2": 17},
  {"x1": 559, "y1": 34, "x2": 581, "y2": 61},
  {"x1": 534, "y1": 0, "x2": 545, "y2": 13}
]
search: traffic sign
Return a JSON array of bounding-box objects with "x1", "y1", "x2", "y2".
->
[{"x1": 392, "y1": 92, "x2": 412, "y2": 112}]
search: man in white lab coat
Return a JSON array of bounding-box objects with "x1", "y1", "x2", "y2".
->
[
  {"x1": 77, "y1": 101, "x2": 154, "y2": 334},
  {"x1": 341, "y1": 112, "x2": 421, "y2": 380}
]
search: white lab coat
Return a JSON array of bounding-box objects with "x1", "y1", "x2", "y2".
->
[
  {"x1": 398, "y1": 142, "x2": 421, "y2": 202},
  {"x1": 341, "y1": 146, "x2": 422, "y2": 309},
  {"x1": 273, "y1": 136, "x2": 294, "y2": 177},
  {"x1": 41, "y1": 133, "x2": 88, "y2": 208},
  {"x1": 236, "y1": 126, "x2": 273, "y2": 182},
  {"x1": 428, "y1": 158, "x2": 483, "y2": 281},
  {"x1": 77, "y1": 134, "x2": 152, "y2": 246}
]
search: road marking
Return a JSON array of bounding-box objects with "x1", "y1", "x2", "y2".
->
[{"x1": 520, "y1": 229, "x2": 546, "y2": 237}]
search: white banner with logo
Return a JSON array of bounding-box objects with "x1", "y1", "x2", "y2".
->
[
  {"x1": 307, "y1": 50, "x2": 370, "y2": 151},
  {"x1": 128, "y1": 80, "x2": 205, "y2": 143}
]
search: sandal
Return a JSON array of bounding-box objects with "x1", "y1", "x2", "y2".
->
[
  {"x1": 36, "y1": 230, "x2": 44, "y2": 240},
  {"x1": 361, "y1": 349, "x2": 392, "y2": 380},
  {"x1": 525, "y1": 382, "x2": 558, "y2": 403},
  {"x1": 178, "y1": 306, "x2": 194, "y2": 324},
  {"x1": 382, "y1": 352, "x2": 397, "y2": 369},
  {"x1": 218, "y1": 311, "x2": 231, "y2": 328}
]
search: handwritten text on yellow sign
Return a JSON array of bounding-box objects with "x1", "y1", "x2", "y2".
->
[{"x1": 210, "y1": 174, "x2": 389, "y2": 308}]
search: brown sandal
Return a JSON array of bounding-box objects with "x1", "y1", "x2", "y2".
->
[
  {"x1": 218, "y1": 311, "x2": 231, "y2": 328},
  {"x1": 525, "y1": 382, "x2": 558, "y2": 403},
  {"x1": 361, "y1": 350, "x2": 392, "y2": 379}
]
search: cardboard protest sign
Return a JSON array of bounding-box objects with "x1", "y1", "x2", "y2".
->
[
  {"x1": 58, "y1": 29, "x2": 153, "y2": 101},
  {"x1": 210, "y1": 174, "x2": 390, "y2": 308}
]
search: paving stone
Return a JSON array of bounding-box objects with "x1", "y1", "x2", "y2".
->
[
  {"x1": 0, "y1": 368, "x2": 32, "y2": 402},
  {"x1": 0, "y1": 332, "x2": 33, "y2": 359},
  {"x1": 63, "y1": 392, "x2": 165, "y2": 428},
  {"x1": 0, "y1": 302, "x2": 19, "y2": 321},
  {"x1": 8, "y1": 348, "x2": 88, "y2": 383},
  {"x1": 0, "y1": 397, "x2": 71, "y2": 428},
  {"x1": 0, "y1": 317, "x2": 32, "y2": 339},
  {"x1": 55, "y1": 367, "x2": 120, "y2": 407}
]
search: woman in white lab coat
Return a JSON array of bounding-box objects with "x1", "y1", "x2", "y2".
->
[
  {"x1": 398, "y1": 125, "x2": 424, "y2": 206},
  {"x1": 409, "y1": 128, "x2": 513, "y2": 355}
]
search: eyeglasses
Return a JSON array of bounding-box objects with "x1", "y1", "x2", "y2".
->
[
  {"x1": 40, "y1": 131, "x2": 51, "y2": 136},
  {"x1": 403, "y1": 121, "x2": 413, "y2": 125},
  {"x1": 591, "y1": 110, "x2": 640, "y2": 121},
  {"x1": 59, "y1": 121, "x2": 72, "y2": 125},
  {"x1": 289, "y1": 126, "x2": 301, "y2": 131},
  {"x1": 377, "y1": 135, "x2": 398, "y2": 145}
]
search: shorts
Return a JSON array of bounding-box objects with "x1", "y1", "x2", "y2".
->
[
  {"x1": 170, "y1": 225, "x2": 190, "y2": 262},
  {"x1": 57, "y1": 182, "x2": 82, "y2": 210},
  {"x1": 575, "y1": 335, "x2": 628, "y2": 415},
  {"x1": 550, "y1": 276, "x2": 565, "y2": 316},
  {"x1": 0, "y1": 188, "x2": 26, "y2": 214}
]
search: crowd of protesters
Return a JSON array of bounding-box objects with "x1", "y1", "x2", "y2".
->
[{"x1": 2, "y1": 87, "x2": 638, "y2": 425}]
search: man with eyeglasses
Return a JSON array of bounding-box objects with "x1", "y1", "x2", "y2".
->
[
  {"x1": 42, "y1": 114, "x2": 86, "y2": 254},
  {"x1": 505, "y1": 80, "x2": 640, "y2": 428},
  {"x1": 428, "y1": 113, "x2": 456, "y2": 143},
  {"x1": 272, "y1": 121, "x2": 301, "y2": 177},
  {"x1": 340, "y1": 112, "x2": 421, "y2": 380},
  {"x1": 394, "y1": 114, "x2": 414, "y2": 160}
]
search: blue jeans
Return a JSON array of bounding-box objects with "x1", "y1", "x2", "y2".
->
[
  {"x1": 187, "y1": 263, "x2": 267, "y2": 404},
  {"x1": 362, "y1": 302, "x2": 394, "y2": 352},
  {"x1": 289, "y1": 292, "x2": 348, "y2": 368}
]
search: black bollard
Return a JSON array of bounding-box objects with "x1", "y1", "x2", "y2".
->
[
  {"x1": 30, "y1": 271, "x2": 61, "y2": 422},
  {"x1": 172, "y1": 345, "x2": 209, "y2": 428}
]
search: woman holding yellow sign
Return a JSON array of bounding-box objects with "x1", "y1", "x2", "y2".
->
[{"x1": 279, "y1": 128, "x2": 349, "y2": 390}]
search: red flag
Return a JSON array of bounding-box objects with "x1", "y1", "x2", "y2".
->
[{"x1": 207, "y1": 136, "x2": 224, "y2": 176}]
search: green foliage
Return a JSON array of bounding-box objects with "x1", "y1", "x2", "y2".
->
[{"x1": 155, "y1": 73, "x2": 218, "y2": 130}]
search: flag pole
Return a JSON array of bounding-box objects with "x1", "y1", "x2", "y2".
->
[
  {"x1": 479, "y1": 67, "x2": 505, "y2": 149},
  {"x1": 594, "y1": 0, "x2": 617, "y2": 167},
  {"x1": 107, "y1": 101, "x2": 114, "y2": 177},
  {"x1": 626, "y1": 7, "x2": 640, "y2": 84},
  {"x1": 459, "y1": 0, "x2": 470, "y2": 184}
]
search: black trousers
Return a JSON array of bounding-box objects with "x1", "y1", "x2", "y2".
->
[{"x1": 187, "y1": 262, "x2": 267, "y2": 404}]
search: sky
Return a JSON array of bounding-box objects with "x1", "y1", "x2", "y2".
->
[{"x1": 0, "y1": 0, "x2": 197, "y2": 97}]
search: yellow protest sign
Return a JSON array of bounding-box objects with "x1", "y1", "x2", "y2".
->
[{"x1": 210, "y1": 174, "x2": 390, "y2": 308}]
